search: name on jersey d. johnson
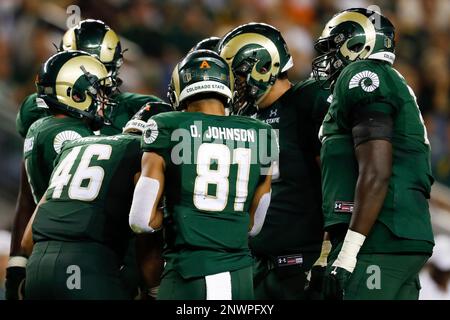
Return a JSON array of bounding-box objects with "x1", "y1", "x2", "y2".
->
[
  {"x1": 166, "y1": 121, "x2": 279, "y2": 167},
  {"x1": 191, "y1": 125, "x2": 255, "y2": 142}
]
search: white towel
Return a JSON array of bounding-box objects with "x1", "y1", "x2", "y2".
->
[{"x1": 205, "y1": 271, "x2": 232, "y2": 300}]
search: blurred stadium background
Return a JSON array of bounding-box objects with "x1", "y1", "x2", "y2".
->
[{"x1": 0, "y1": 1, "x2": 449, "y2": 242}]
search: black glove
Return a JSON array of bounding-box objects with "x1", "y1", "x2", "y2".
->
[
  {"x1": 323, "y1": 266, "x2": 352, "y2": 300},
  {"x1": 305, "y1": 265, "x2": 327, "y2": 300},
  {"x1": 5, "y1": 266, "x2": 26, "y2": 300}
]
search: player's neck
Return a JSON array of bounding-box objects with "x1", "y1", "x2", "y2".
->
[
  {"x1": 258, "y1": 78, "x2": 292, "y2": 109},
  {"x1": 186, "y1": 99, "x2": 226, "y2": 116}
]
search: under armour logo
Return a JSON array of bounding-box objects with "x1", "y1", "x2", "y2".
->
[
  {"x1": 269, "y1": 109, "x2": 278, "y2": 118},
  {"x1": 331, "y1": 267, "x2": 338, "y2": 276}
]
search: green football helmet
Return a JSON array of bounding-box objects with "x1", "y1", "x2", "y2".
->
[
  {"x1": 123, "y1": 101, "x2": 172, "y2": 134},
  {"x1": 60, "y1": 19, "x2": 123, "y2": 82},
  {"x1": 168, "y1": 49, "x2": 234, "y2": 111},
  {"x1": 312, "y1": 8, "x2": 395, "y2": 82},
  {"x1": 189, "y1": 36, "x2": 221, "y2": 53},
  {"x1": 35, "y1": 50, "x2": 113, "y2": 130},
  {"x1": 217, "y1": 22, "x2": 293, "y2": 114}
]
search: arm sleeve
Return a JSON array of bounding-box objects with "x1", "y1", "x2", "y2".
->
[{"x1": 351, "y1": 106, "x2": 394, "y2": 147}]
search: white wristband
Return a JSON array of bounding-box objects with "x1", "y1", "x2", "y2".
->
[
  {"x1": 129, "y1": 177, "x2": 160, "y2": 233},
  {"x1": 332, "y1": 229, "x2": 366, "y2": 273},
  {"x1": 8, "y1": 256, "x2": 28, "y2": 268}
]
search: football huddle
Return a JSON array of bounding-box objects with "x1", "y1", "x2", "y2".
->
[{"x1": 3, "y1": 7, "x2": 437, "y2": 301}]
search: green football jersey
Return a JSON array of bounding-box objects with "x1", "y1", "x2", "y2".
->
[
  {"x1": 16, "y1": 93, "x2": 50, "y2": 138},
  {"x1": 16, "y1": 92, "x2": 166, "y2": 138},
  {"x1": 141, "y1": 111, "x2": 278, "y2": 278},
  {"x1": 23, "y1": 116, "x2": 93, "y2": 204},
  {"x1": 249, "y1": 78, "x2": 332, "y2": 257},
  {"x1": 32, "y1": 134, "x2": 142, "y2": 257},
  {"x1": 320, "y1": 60, "x2": 434, "y2": 251}
]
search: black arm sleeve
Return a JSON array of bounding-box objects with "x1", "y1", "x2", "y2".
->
[{"x1": 351, "y1": 109, "x2": 394, "y2": 147}]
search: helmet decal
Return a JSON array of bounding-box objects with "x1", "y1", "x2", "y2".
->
[
  {"x1": 220, "y1": 32, "x2": 280, "y2": 84},
  {"x1": 99, "y1": 29, "x2": 121, "y2": 64},
  {"x1": 61, "y1": 29, "x2": 77, "y2": 51},
  {"x1": 54, "y1": 55, "x2": 109, "y2": 112},
  {"x1": 327, "y1": 11, "x2": 377, "y2": 60}
]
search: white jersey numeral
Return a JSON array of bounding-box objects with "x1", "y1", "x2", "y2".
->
[
  {"x1": 49, "y1": 144, "x2": 112, "y2": 201},
  {"x1": 193, "y1": 143, "x2": 252, "y2": 212}
]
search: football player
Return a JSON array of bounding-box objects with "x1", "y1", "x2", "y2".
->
[
  {"x1": 21, "y1": 101, "x2": 170, "y2": 299},
  {"x1": 6, "y1": 19, "x2": 170, "y2": 299},
  {"x1": 314, "y1": 8, "x2": 434, "y2": 299},
  {"x1": 129, "y1": 50, "x2": 278, "y2": 299},
  {"x1": 218, "y1": 22, "x2": 331, "y2": 299},
  {"x1": 25, "y1": 50, "x2": 113, "y2": 204}
]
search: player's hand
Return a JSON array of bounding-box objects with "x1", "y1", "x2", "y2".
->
[
  {"x1": 323, "y1": 265, "x2": 352, "y2": 300},
  {"x1": 305, "y1": 265, "x2": 327, "y2": 300},
  {"x1": 5, "y1": 266, "x2": 26, "y2": 300},
  {"x1": 305, "y1": 239, "x2": 331, "y2": 300},
  {"x1": 323, "y1": 230, "x2": 365, "y2": 300}
]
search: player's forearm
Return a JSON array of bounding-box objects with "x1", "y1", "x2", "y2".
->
[
  {"x1": 130, "y1": 152, "x2": 165, "y2": 233},
  {"x1": 313, "y1": 232, "x2": 331, "y2": 267},
  {"x1": 21, "y1": 211, "x2": 36, "y2": 257},
  {"x1": 10, "y1": 203, "x2": 35, "y2": 256},
  {"x1": 21, "y1": 195, "x2": 46, "y2": 256},
  {"x1": 248, "y1": 190, "x2": 271, "y2": 237},
  {"x1": 10, "y1": 163, "x2": 36, "y2": 256},
  {"x1": 248, "y1": 174, "x2": 272, "y2": 236},
  {"x1": 349, "y1": 140, "x2": 392, "y2": 236},
  {"x1": 129, "y1": 177, "x2": 162, "y2": 233},
  {"x1": 332, "y1": 140, "x2": 392, "y2": 273},
  {"x1": 135, "y1": 232, "x2": 164, "y2": 288}
]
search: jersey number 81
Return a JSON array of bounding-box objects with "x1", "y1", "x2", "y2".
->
[{"x1": 193, "y1": 143, "x2": 251, "y2": 212}]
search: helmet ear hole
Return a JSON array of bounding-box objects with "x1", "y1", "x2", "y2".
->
[
  {"x1": 348, "y1": 42, "x2": 364, "y2": 52},
  {"x1": 260, "y1": 61, "x2": 271, "y2": 74}
]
